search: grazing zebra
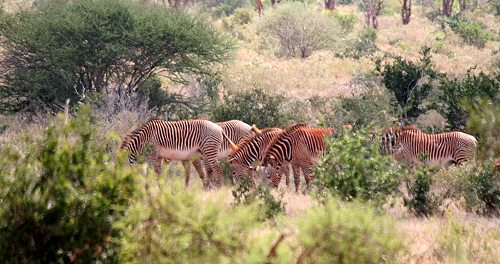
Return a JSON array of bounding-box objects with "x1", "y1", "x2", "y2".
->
[
  {"x1": 227, "y1": 127, "x2": 297, "y2": 186},
  {"x1": 119, "y1": 119, "x2": 228, "y2": 188},
  {"x1": 380, "y1": 125, "x2": 477, "y2": 167},
  {"x1": 182, "y1": 120, "x2": 261, "y2": 183},
  {"x1": 262, "y1": 124, "x2": 334, "y2": 192}
]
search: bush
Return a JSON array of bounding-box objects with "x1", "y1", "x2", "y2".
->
[
  {"x1": 403, "y1": 167, "x2": 441, "y2": 217},
  {"x1": 296, "y1": 199, "x2": 405, "y2": 263},
  {"x1": 0, "y1": 109, "x2": 136, "y2": 263},
  {"x1": 314, "y1": 131, "x2": 405, "y2": 207},
  {"x1": 337, "y1": 27, "x2": 378, "y2": 59},
  {"x1": 0, "y1": 0, "x2": 232, "y2": 113},
  {"x1": 204, "y1": 0, "x2": 253, "y2": 18},
  {"x1": 332, "y1": 11, "x2": 357, "y2": 34},
  {"x1": 325, "y1": 87, "x2": 399, "y2": 129},
  {"x1": 466, "y1": 96, "x2": 500, "y2": 161},
  {"x1": 434, "y1": 70, "x2": 499, "y2": 130},
  {"x1": 118, "y1": 175, "x2": 275, "y2": 263},
  {"x1": 375, "y1": 47, "x2": 438, "y2": 120},
  {"x1": 232, "y1": 177, "x2": 286, "y2": 220},
  {"x1": 466, "y1": 164, "x2": 500, "y2": 215},
  {"x1": 210, "y1": 88, "x2": 291, "y2": 128},
  {"x1": 261, "y1": 2, "x2": 340, "y2": 58},
  {"x1": 439, "y1": 15, "x2": 490, "y2": 48}
]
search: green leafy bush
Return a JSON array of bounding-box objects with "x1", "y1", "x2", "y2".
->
[
  {"x1": 466, "y1": 97, "x2": 500, "y2": 161},
  {"x1": 403, "y1": 167, "x2": 441, "y2": 217},
  {"x1": 0, "y1": 0, "x2": 232, "y2": 113},
  {"x1": 261, "y1": 2, "x2": 340, "y2": 58},
  {"x1": 337, "y1": 27, "x2": 378, "y2": 59},
  {"x1": 325, "y1": 86, "x2": 399, "y2": 129},
  {"x1": 375, "y1": 47, "x2": 438, "y2": 120},
  {"x1": 232, "y1": 176, "x2": 286, "y2": 220},
  {"x1": 434, "y1": 70, "x2": 499, "y2": 130},
  {"x1": 210, "y1": 88, "x2": 291, "y2": 128},
  {"x1": 296, "y1": 199, "x2": 405, "y2": 263},
  {"x1": 439, "y1": 15, "x2": 490, "y2": 48},
  {"x1": 314, "y1": 131, "x2": 405, "y2": 207},
  {"x1": 0, "y1": 111, "x2": 136, "y2": 263},
  {"x1": 332, "y1": 11, "x2": 357, "y2": 34},
  {"x1": 118, "y1": 175, "x2": 275, "y2": 263},
  {"x1": 466, "y1": 164, "x2": 499, "y2": 215}
]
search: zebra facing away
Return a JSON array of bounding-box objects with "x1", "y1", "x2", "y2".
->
[
  {"x1": 262, "y1": 124, "x2": 334, "y2": 192},
  {"x1": 227, "y1": 127, "x2": 297, "y2": 187},
  {"x1": 380, "y1": 125, "x2": 477, "y2": 167},
  {"x1": 119, "y1": 119, "x2": 228, "y2": 188}
]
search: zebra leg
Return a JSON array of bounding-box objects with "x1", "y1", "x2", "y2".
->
[
  {"x1": 291, "y1": 164, "x2": 301, "y2": 193},
  {"x1": 192, "y1": 157, "x2": 207, "y2": 181},
  {"x1": 302, "y1": 165, "x2": 314, "y2": 192},
  {"x1": 149, "y1": 151, "x2": 163, "y2": 174},
  {"x1": 282, "y1": 163, "x2": 291, "y2": 187},
  {"x1": 181, "y1": 160, "x2": 191, "y2": 187}
]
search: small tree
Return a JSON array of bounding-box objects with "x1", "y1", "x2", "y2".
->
[
  {"x1": 361, "y1": 0, "x2": 384, "y2": 29},
  {"x1": 0, "y1": 0, "x2": 232, "y2": 113},
  {"x1": 261, "y1": 2, "x2": 339, "y2": 58},
  {"x1": 401, "y1": 0, "x2": 412, "y2": 24},
  {"x1": 375, "y1": 47, "x2": 437, "y2": 121}
]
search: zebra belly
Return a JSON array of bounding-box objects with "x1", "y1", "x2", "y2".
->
[
  {"x1": 217, "y1": 148, "x2": 231, "y2": 160},
  {"x1": 156, "y1": 146, "x2": 201, "y2": 161}
]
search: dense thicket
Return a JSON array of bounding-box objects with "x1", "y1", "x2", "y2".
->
[{"x1": 0, "y1": 0, "x2": 232, "y2": 113}]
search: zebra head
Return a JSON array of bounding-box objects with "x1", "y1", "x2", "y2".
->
[{"x1": 228, "y1": 157, "x2": 255, "y2": 184}]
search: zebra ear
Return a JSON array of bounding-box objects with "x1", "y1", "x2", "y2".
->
[{"x1": 251, "y1": 124, "x2": 262, "y2": 135}]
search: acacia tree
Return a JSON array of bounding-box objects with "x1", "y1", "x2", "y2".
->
[
  {"x1": 0, "y1": 0, "x2": 232, "y2": 113},
  {"x1": 401, "y1": 0, "x2": 412, "y2": 24}
]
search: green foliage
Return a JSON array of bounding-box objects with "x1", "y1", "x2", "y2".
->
[
  {"x1": 261, "y1": 2, "x2": 340, "y2": 58},
  {"x1": 296, "y1": 199, "x2": 405, "y2": 263},
  {"x1": 204, "y1": 0, "x2": 253, "y2": 18},
  {"x1": 326, "y1": 87, "x2": 399, "y2": 129},
  {"x1": 232, "y1": 7, "x2": 254, "y2": 25},
  {"x1": 119, "y1": 176, "x2": 274, "y2": 263},
  {"x1": 210, "y1": 88, "x2": 290, "y2": 128},
  {"x1": 466, "y1": 163, "x2": 499, "y2": 215},
  {"x1": 0, "y1": 110, "x2": 136, "y2": 263},
  {"x1": 332, "y1": 11, "x2": 357, "y2": 34},
  {"x1": 434, "y1": 70, "x2": 499, "y2": 130},
  {"x1": 403, "y1": 167, "x2": 441, "y2": 217},
  {"x1": 375, "y1": 47, "x2": 437, "y2": 120},
  {"x1": 439, "y1": 15, "x2": 490, "y2": 48},
  {"x1": 232, "y1": 176, "x2": 286, "y2": 220},
  {"x1": 0, "y1": 0, "x2": 232, "y2": 113},
  {"x1": 314, "y1": 131, "x2": 404, "y2": 207},
  {"x1": 466, "y1": 96, "x2": 500, "y2": 161},
  {"x1": 337, "y1": 27, "x2": 378, "y2": 59}
]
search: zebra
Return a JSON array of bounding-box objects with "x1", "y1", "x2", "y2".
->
[
  {"x1": 227, "y1": 127, "x2": 297, "y2": 187},
  {"x1": 262, "y1": 124, "x2": 334, "y2": 192},
  {"x1": 380, "y1": 125, "x2": 477, "y2": 167},
  {"x1": 172, "y1": 120, "x2": 261, "y2": 184},
  {"x1": 119, "y1": 119, "x2": 231, "y2": 188}
]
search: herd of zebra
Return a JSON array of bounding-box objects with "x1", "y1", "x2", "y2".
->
[{"x1": 119, "y1": 119, "x2": 478, "y2": 191}]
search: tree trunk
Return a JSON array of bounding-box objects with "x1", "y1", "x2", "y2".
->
[
  {"x1": 459, "y1": 0, "x2": 466, "y2": 12},
  {"x1": 256, "y1": 0, "x2": 264, "y2": 15},
  {"x1": 325, "y1": 0, "x2": 336, "y2": 10},
  {"x1": 402, "y1": 0, "x2": 412, "y2": 25},
  {"x1": 442, "y1": 0, "x2": 454, "y2": 16}
]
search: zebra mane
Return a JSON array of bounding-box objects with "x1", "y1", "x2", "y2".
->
[{"x1": 284, "y1": 123, "x2": 309, "y2": 133}]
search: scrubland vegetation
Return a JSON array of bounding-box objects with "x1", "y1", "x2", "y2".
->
[{"x1": 0, "y1": 0, "x2": 499, "y2": 263}]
